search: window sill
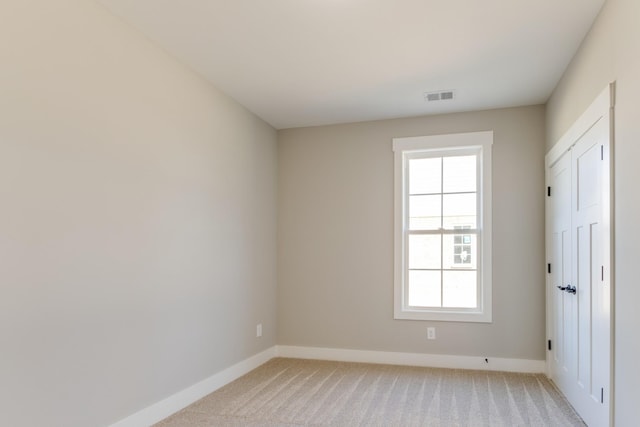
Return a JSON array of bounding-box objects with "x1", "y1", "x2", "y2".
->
[{"x1": 394, "y1": 308, "x2": 492, "y2": 323}]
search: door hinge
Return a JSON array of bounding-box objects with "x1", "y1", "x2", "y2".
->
[
  {"x1": 547, "y1": 263, "x2": 551, "y2": 274},
  {"x1": 602, "y1": 266, "x2": 604, "y2": 281},
  {"x1": 601, "y1": 145, "x2": 604, "y2": 160},
  {"x1": 548, "y1": 340, "x2": 552, "y2": 351},
  {"x1": 601, "y1": 387, "x2": 604, "y2": 403},
  {"x1": 547, "y1": 186, "x2": 551, "y2": 197}
]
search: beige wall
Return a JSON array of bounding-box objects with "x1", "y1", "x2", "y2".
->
[
  {"x1": 0, "y1": 1, "x2": 277, "y2": 426},
  {"x1": 546, "y1": 0, "x2": 640, "y2": 424},
  {"x1": 278, "y1": 106, "x2": 546, "y2": 360}
]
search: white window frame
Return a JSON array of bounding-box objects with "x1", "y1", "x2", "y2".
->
[{"x1": 393, "y1": 131, "x2": 493, "y2": 322}]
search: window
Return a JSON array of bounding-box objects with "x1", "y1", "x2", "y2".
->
[{"x1": 393, "y1": 131, "x2": 492, "y2": 322}]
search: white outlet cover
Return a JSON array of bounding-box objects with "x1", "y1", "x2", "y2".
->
[
  {"x1": 256, "y1": 324, "x2": 262, "y2": 337},
  {"x1": 427, "y1": 327, "x2": 436, "y2": 340}
]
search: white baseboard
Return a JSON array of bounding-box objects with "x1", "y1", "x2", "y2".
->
[
  {"x1": 276, "y1": 345, "x2": 545, "y2": 374},
  {"x1": 109, "y1": 346, "x2": 278, "y2": 427}
]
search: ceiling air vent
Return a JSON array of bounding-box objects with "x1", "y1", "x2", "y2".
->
[{"x1": 424, "y1": 90, "x2": 455, "y2": 102}]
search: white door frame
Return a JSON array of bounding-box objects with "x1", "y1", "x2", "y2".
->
[{"x1": 545, "y1": 82, "x2": 615, "y2": 426}]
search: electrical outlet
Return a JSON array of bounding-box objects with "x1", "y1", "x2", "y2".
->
[
  {"x1": 256, "y1": 323, "x2": 262, "y2": 338},
  {"x1": 427, "y1": 327, "x2": 436, "y2": 340}
]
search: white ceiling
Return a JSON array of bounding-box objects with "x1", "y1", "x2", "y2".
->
[{"x1": 98, "y1": 0, "x2": 606, "y2": 129}]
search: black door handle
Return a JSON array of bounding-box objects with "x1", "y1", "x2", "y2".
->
[{"x1": 557, "y1": 285, "x2": 576, "y2": 294}]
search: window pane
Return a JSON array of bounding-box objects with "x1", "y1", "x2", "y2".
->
[
  {"x1": 409, "y1": 195, "x2": 441, "y2": 230},
  {"x1": 443, "y1": 155, "x2": 476, "y2": 193},
  {"x1": 408, "y1": 235, "x2": 441, "y2": 269},
  {"x1": 443, "y1": 271, "x2": 477, "y2": 308},
  {"x1": 408, "y1": 270, "x2": 441, "y2": 307},
  {"x1": 409, "y1": 157, "x2": 441, "y2": 195},
  {"x1": 443, "y1": 193, "x2": 476, "y2": 229},
  {"x1": 443, "y1": 233, "x2": 477, "y2": 269}
]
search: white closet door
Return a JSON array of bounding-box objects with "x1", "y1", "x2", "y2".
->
[
  {"x1": 570, "y1": 116, "x2": 610, "y2": 427},
  {"x1": 547, "y1": 112, "x2": 611, "y2": 427},
  {"x1": 548, "y1": 151, "x2": 573, "y2": 389}
]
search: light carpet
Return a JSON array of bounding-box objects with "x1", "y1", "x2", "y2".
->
[{"x1": 155, "y1": 357, "x2": 585, "y2": 426}]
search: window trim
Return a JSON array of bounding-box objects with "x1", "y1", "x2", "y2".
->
[{"x1": 393, "y1": 131, "x2": 493, "y2": 322}]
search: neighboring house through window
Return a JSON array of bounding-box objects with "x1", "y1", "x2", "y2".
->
[
  {"x1": 453, "y1": 225, "x2": 472, "y2": 266},
  {"x1": 393, "y1": 131, "x2": 492, "y2": 322}
]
